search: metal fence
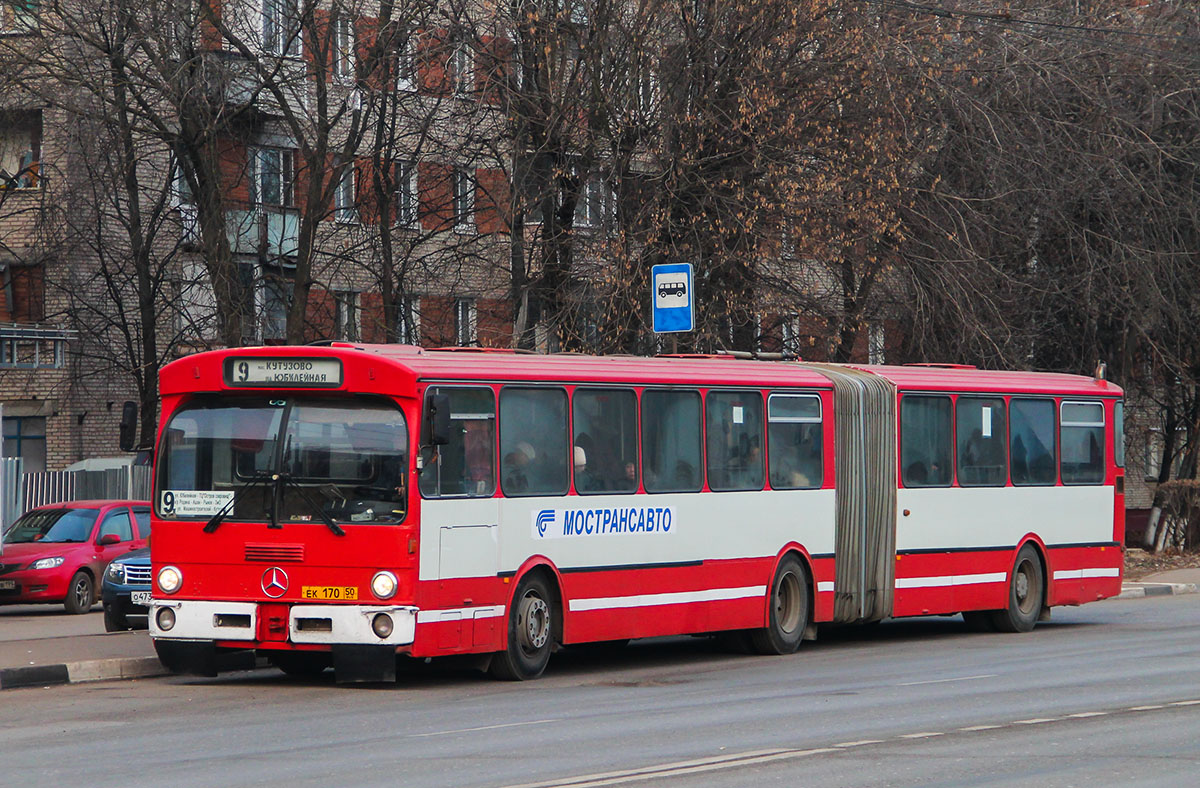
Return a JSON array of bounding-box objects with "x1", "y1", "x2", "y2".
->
[{"x1": 0, "y1": 464, "x2": 151, "y2": 533}]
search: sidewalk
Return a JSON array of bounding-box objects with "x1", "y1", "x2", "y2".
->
[
  {"x1": 0, "y1": 628, "x2": 164, "y2": 690},
  {"x1": 1117, "y1": 567, "x2": 1200, "y2": 600},
  {"x1": 2, "y1": 569, "x2": 1198, "y2": 690}
]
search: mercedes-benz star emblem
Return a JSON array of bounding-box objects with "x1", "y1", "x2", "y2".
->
[{"x1": 261, "y1": 567, "x2": 289, "y2": 598}]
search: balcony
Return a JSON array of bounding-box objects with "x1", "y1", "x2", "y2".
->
[
  {"x1": 0, "y1": 324, "x2": 74, "y2": 369},
  {"x1": 227, "y1": 208, "x2": 299, "y2": 260}
]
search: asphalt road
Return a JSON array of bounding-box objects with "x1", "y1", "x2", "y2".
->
[{"x1": 3, "y1": 595, "x2": 1199, "y2": 788}]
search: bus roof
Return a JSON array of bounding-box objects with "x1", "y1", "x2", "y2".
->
[{"x1": 161, "y1": 345, "x2": 1122, "y2": 399}]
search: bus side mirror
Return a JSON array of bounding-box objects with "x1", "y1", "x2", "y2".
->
[
  {"x1": 119, "y1": 401, "x2": 138, "y2": 452},
  {"x1": 428, "y1": 394, "x2": 451, "y2": 446}
]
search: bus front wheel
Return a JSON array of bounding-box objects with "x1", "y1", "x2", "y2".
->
[
  {"x1": 490, "y1": 575, "x2": 554, "y2": 680},
  {"x1": 750, "y1": 555, "x2": 809, "y2": 655},
  {"x1": 992, "y1": 545, "x2": 1044, "y2": 633}
]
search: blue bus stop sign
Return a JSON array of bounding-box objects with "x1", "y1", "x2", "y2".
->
[{"x1": 651, "y1": 263, "x2": 694, "y2": 333}]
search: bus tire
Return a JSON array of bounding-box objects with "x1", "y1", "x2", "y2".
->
[
  {"x1": 490, "y1": 574, "x2": 554, "y2": 680},
  {"x1": 991, "y1": 545, "x2": 1044, "y2": 633},
  {"x1": 269, "y1": 651, "x2": 331, "y2": 677},
  {"x1": 749, "y1": 555, "x2": 809, "y2": 655},
  {"x1": 961, "y1": 611, "x2": 995, "y2": 632}
]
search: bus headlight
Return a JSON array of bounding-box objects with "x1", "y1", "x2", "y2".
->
[
  {"x1": 371, "y1": 571, "x2": 397, "y2": 600},
  {"x1": 156, "y1": 607, "x2": 177, "y2": 631},
  {"x1": 372, "y1": 613, "x2": 394, "y2": 638},
  {"x1": 157, "y1": 566, "x2": 183, "y2": 594}
]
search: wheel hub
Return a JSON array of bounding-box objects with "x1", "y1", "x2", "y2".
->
[{"x1": 520, "y1": 595, "x2": 550, "y2": 651}]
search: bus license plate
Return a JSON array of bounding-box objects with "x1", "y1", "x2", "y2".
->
[
  {"x1": 131, "y1": 591, "x2": 153, "y2": 606},
  {"x1": 302, "y1": 586, "x2": 358, "y2": 601},
  {"x1": 0, "y1": 580, "x2": 15, "y2": 590}
]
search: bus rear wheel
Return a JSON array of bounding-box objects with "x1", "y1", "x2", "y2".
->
[
  {"x1": 490, "y1": 575, "x2": 554, "y2": 680},
  {"x1": 991, "y1": 545, "x2": 1044, "y2": 633},
  {"x1": 749, "y1": 556, "x2": 809, "y2": 655}
]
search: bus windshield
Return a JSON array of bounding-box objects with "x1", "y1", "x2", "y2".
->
[{"x1": 156, "y1": 396, "x2": 408, "y2": 525}]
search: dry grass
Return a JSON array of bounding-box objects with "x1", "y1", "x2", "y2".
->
[{"x1": 1124, "y1": 547, "x2": 1200, "y2": 581}]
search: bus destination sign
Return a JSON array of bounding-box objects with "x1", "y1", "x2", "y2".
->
[{"x1": 225, "y1": 357, "x2": 344, "y2": 388}]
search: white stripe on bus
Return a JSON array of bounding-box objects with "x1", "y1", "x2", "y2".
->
[
  {"x1": 894, "y1": 572, "x2": 1007, "y2": 589},
  {"x1": 817, "y1": 581, "x2": 835, "y2": 593},
  {"x1": 568, "y1": 585, "x2": 767, "y2": 612},
  {"x1": 416, "y1": 605, "x2": 506, "y2": 624},
  {"x1": 1052, "y1": 567, "x2": 1121, "y2": 580}
]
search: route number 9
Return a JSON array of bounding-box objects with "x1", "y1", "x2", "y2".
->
[
  {"x1": 161, "y1": 490, "x2": 175, "y2": 515},
  {"x1": 236, "y1": 361, "x2": 250, "y2": 382}
]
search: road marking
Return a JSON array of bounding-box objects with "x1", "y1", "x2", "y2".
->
[
  {"x1": 501, "y1": 697, "x2": 1200, "y2": 787},
  {"x1": 411, "y1": 719, "x2": 558, "y2": 738},
  {"x1": 899, "y1": 674, "x2": 997, "y2": 686},
  {"x1": 500, "y1": 748, "x2": 835, "y2": 788}
]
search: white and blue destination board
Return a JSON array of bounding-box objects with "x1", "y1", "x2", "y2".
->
[{"x1": 651, "y1": 263, "x2": 694, "y2": 333}]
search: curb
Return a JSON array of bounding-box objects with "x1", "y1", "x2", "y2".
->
[
  {"x1": 1117, "y1": 582, "x2": 1199, "y2": 600},
  {"x1": 0, "y1": 656, "x2": 167, "y2": 691}
]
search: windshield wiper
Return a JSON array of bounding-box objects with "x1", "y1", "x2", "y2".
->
[
  {"x1": 202, "y1": 473, "x2": 271, "y2": 534},
  {"x1": 273, "y1": 472, "x2": 346, "y2": 537}
]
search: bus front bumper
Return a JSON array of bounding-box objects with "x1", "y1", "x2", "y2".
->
[{"x1": 149, "y1": 600, "x2": 418, "y2": 647}]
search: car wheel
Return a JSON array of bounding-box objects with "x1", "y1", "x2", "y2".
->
[
  {"x1": 103, "y1": 604, "x2": 128, "y2": 632},
  {"x1": 64, "y1": 571, "x2": 94, "y2": 614}
]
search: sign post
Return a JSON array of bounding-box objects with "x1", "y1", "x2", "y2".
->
[{"x1": 651, "y1": 263, "x2": 694, "y2": 334}]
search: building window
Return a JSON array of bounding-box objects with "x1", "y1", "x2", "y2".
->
[
  {"x1": 396, "y1": 28, "x2": 416, "y2": 92},
  {"x1": 868, "y1": 321, "x2": 885, "y2": 364},
  {"x1": 397, "y1": 295, "x2": 420, "y2": 344},
  {"x1": 0, "y1": 0, "x2": 38, "y2": 33},
  {"x1": 452, "y1": 167, "x2": 474, "y2": 232},
  {"x1": 394, "y1": 160, "x2": 417, "y2": 226},
  {"x1": 0, "y1": 109, "x2": 41, "y2": 189},
  {"x1": 249, "y1": 147, "x2": 295, "y2": 207},
  {"x1": 454, "y1": 297, "x2": 476, "y2": 345},
  {"x1": 334, "y1": 290, "x2": 360, "y2": 341},
  {"x1": 262, "y1": 274, "x2": 291, "y2": 340},
  {"x1": 449, "y1": 35, "x2": 474, "y2": 94},
  {"x1": 334, "y1": 157, "x2": 356, "y2": 223},
  {"x1": 262, "y1": 0, "x2": 300, "y2": 56},
  {"x1": 333, "y1": 15, "x2": 355, "y2": 81},
  {"x1": 573, "y1": 168, "x2": 604, "y2": 228},
  {"x1": 2, "y1": 416, "x2": 46, "y2": 473}
]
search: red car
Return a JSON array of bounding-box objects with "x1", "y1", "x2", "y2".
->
[{"x1": 1, "y1": 500, "x2": 151, "y2": 613}]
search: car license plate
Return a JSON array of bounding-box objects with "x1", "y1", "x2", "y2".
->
[
  {"x1": 0, "y1": 580, "x2": 14, "y2": 590},
  {"x1": 131, "y1": 591, "x2": 153, "y2": 606},
  {"x1": 301, "y1": 585, "x2": 358, "y2": 601}
]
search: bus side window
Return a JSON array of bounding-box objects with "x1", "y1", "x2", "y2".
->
[
  {"x1": 499, "y1": 387, "x2": 569, "y2": 497},
  {"x1": 1010, "y1": 398, "x2": 1056, "y2": 486},
  {"x1": 419, "y1": 387, "x2": 496, "y2": 498},
  {"x1": 767, "y1": 393, "x2": 822, "y2": 489},
  {"x1": 1061, "y1": 401, "x2": 1105, "y2": 485},
  {"x1": 642, "y1": 390, "x2": 703, "y2": 493},
  {"x1": 706, "y1": 391, "x2": 764, "y2": 491},
  {"x1": 900, "y1": 395, "x2": 953, "y2": 487},
  {"x1": 956, "y1": 397, "x2": 1007, "y2": 487},
  {"x1": 573, "y1": 388, "x2": 638, "y2": 494}
]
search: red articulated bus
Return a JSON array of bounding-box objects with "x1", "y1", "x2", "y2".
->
[{"x1": 148, "y1": 345, "x2": 1124, "y2": 682}]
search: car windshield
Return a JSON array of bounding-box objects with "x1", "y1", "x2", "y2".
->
[
  {"x1": 4, "y1": 509, "x2": 99, "y2": 544},
  {"x1": 155, "y1": 395, "x2": 409, "y2": 525}
]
